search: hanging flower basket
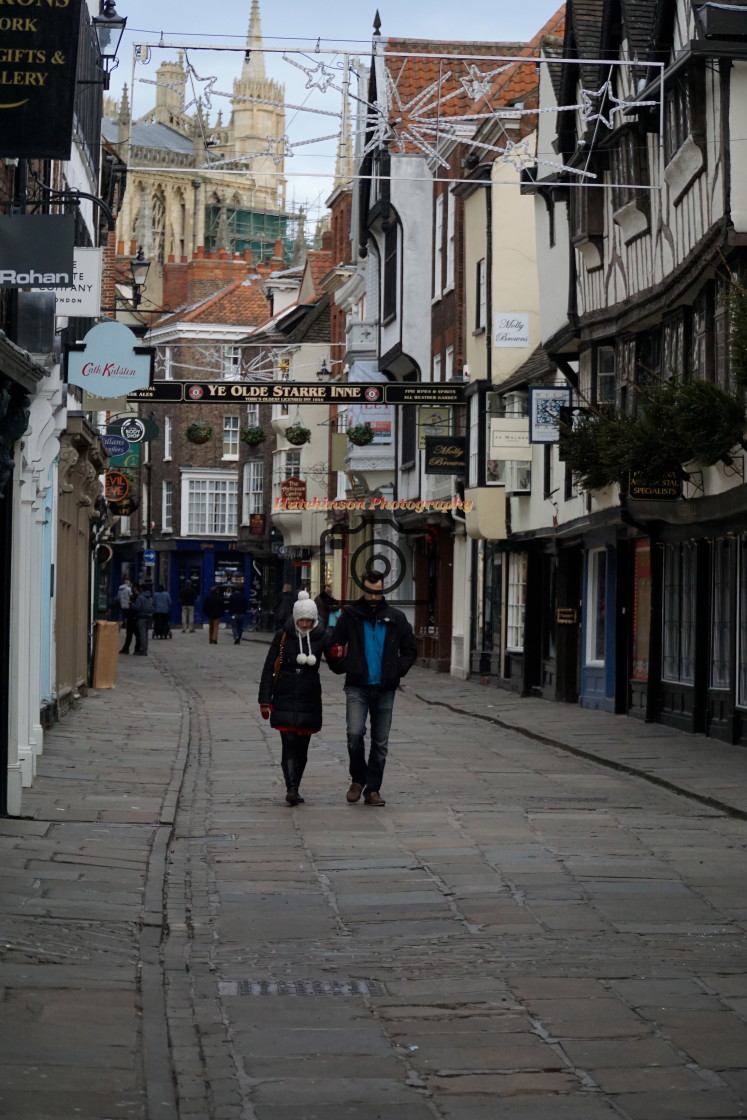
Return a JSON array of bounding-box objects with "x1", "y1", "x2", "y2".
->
[
  {"x1": 285, "y1": 424, "x2": 311, "y2": 446},
  {"x1": 185, "y1": 422, "x2": 213, "y2": 445},
  {"x1": 347, "y1": 423, "x2": 375, "y2": 446},
  {"x1": 240, "y1": 425, "x2": 266, "y2": 447}
]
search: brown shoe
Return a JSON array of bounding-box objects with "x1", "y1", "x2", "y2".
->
[
  {"x1": 364, "y1": 791, "x2": 386, "y2": 807},
  {"x1": 346, "y1": 782, "x2": 364, "y2": 803}
]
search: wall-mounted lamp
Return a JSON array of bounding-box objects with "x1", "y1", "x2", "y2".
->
[
  {"x1": 92, "y1": 1, "x2": 127, "y2": 90},
  {"x1": 316, "y1": 358, "x2": 330, "y2": 382},
  {"x1": 130, "y1": 246, "x2": 151, "y2": 309}
]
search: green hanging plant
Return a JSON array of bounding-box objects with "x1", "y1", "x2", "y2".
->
[
  {"x1": 284, "y1": 424, "x2": 311, "y2": 446},
  {"x1": 347, "y1": 422, "x2": 375, "y2": 446},
  {"x1": 185, "y1": 422, "x2": 213, "y2": 445},
  {"x1": 559, "y1": 379, "x2": 746, "y2": 491},
  {"x1": 240, "y1": 425, "x2": 266, "y2": 446}
]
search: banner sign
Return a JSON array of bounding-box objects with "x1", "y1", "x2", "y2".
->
[
  {"x1": 529, "y1": 385, "x2": 572, "y2": 443},
  {"x1": 0, "y1": 0, "x2": 82, "y2": 160},
  {"x1": 48, "y1": 247, "x2": 102, "y2": 317},
  {"x1": 128, "y1": 381, "x2": 466, "y2": 406},
  {"x1": 67, "y1": 321, "x2": 154, "y2": 398},
  {"x1": 424, "y1": 436, "x2": 466, "y2": 475},
  {"x1": 628, "y1": 473, "x2": 681, "y2": 501},
  {"x1": 494, "y1": 313, "x2": 530, "y2": 348},
  {"x1": 0, "y1": 213, "x2": 75, "y2": 287}
]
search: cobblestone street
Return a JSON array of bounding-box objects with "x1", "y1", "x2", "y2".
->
[{"x1": 3, "y1": 631, "x2": 747, "y2": 1119}]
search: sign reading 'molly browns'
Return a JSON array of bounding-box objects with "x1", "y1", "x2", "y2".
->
[{"x1": 0, "y1": 0, "x2": 82, "y2": 159}]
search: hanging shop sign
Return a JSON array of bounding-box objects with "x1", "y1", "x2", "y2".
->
[
  {"x1": 528, "y1": 386, "x2": 572, "y2": 443},
  {"x1": 0, "y1": 213, "x2": 75, "y2": 287},
  {"x1": 628, "y1": 473, "x2": 681, "y2": 501},
  {"x1": 67, "y1": 321, "x2": 154, "y2": 398},
  {"x1": 46, "y1": 247, "x2": 102, "y2": 317},
  {"x1": 418, "y1": 406, "x2": 451, "y2": 449},
  {"x1": 108, "y1": 495, "x2": 139, "y2": 517},
  {"x1": 0, "y1": 0, "x2": 82, "y2": 160},
  {"x1": 248, "y1": 514, "x2": 266, "y2": 535},
  {"x1": 494, "y1": 313, "x2": 530, "y2": 348},
  {"x1": 104, "y1": 470, "x2": 130, "y2": 502},
  {"x1": 489, "y1": 418, "x2": 532, "y2": 461},
  {"x1": 128, "y1": 381, "x2": 466, "y2": 405},
  {"x1": 279, "y1": 476, "x2": 307, "y2": 506},
  {"x1": 100, "y1": 434, "x2": 130, "y2": 457},
  {"x1": 424, "y1": 436, "x2": 466, "y2": 475}
]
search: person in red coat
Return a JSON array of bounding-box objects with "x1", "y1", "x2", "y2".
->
[{"x1": 257, "y1": 591, "x2": 331, "y2": 805}]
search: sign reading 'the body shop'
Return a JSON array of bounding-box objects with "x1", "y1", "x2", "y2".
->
[
  {"x1": 0, "y1": 0, "x2": 82, "y2": 160},
  {"x1": 67, "y1": 321, "x2": 154, "y2": 398}
]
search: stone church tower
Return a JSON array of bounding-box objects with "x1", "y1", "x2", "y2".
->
[{"x1": 104, "y1": 0, "x2": 290, "y2": 286}]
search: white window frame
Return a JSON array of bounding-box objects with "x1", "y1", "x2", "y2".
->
[
  {"x1": 222, "y1": 414, "x2": 240, "y2": 460},
  {"x1": 246, "y1": 402, "x2": 260, "y2": 427},
  {"x1": 444, "y1": 346, "x2": 454, "y2": 383},
  {"x1": 506, "y1": 552, "x2": 527, "y2": 652},
  {"x1": 445, "y1": 188, "x2": 455, "y2": 291},
  {"x1": 164, "y1": 415, "x2": 172, "y2": 461},
  {"x1": 162, "y1": 479, "x2": 173, "y2": 532},
  {"x1": 162, "y1": 345, "x2": 174, "y2": 380},
  {"x1": 242, "y1": 460, "x2": 264, "y2": 522},
  {"x1": 468, "y1": 393, "x2": 480, "y2": 487},
  {"x1": 180, "y1": 470, "x2": 238, "y2": 537},
  {"x1": 433, "y1": 193, "x2": 444, "y2": 300},
  {"x1": 223, "y1": 345, "x2": 243, "y2": 381},
  {"x1": 433, "y1": 354, "x2": 442, "y2": 384},
  {"x1": 585, "y1": 548, "x2": 607, "y2": 667},
  {"x1": 476, "y1": 257, "x2": 486, "y2": 331}
]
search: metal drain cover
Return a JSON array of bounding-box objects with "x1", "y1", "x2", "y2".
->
[{"x1": 220, "y1": 979, "x2": 385, "y2": 997}]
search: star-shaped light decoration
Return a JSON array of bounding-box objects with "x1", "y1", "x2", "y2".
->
[
  {"x1": 283, "y1": 53, "x2": 341, "y2": 94},
  {"x1": 459, "y1": 62, "x2": 512, "y2": 102},
  {"x1": 497, "y1": 139, "x2": 536, "y2": 172}
]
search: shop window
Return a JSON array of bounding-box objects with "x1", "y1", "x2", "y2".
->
[
  {"x1": 585, "y1": 548, "x2": 607, "y2": 666},
  {"x1": 611, "y1": 129, "x2": 648, "y2": 212},
  {"x1": 632, "y1": 540, "x2": 651, "y2": 682},
  {"x1": 662, "y1": 543, "x2": 696, "y2": 684},
  {"x1": 711, "y1": 538, "x2": 734, "y2": 690},
  {"x1": 665, "y1": 80, "x2": 690, "y2": 164},
  {"x1": 506, "y1": 552, "x2": 527, "y2": 652},
  {"x1": 737, "y1": 537, "x2": 747, "y2": 708},
  {"x1": 595, "y1": 346, "x2": 616, "y2": 403}
]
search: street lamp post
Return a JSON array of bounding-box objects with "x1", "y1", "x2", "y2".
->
[{"x1": 92, "y1": 1, "x2": 127, "y2": 90}]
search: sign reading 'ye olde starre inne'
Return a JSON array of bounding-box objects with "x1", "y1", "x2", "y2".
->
[{"x1": 0, "y1": 0, "x2": 82, "y2": 160}]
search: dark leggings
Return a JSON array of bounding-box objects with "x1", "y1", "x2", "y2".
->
[{"x1": 279, "y1": 731, "x2": 311, "y2": 792}]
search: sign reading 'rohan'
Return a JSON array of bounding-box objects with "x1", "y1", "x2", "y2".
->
[{"x1": 0, "y1": 0, "x2": 82, "y2": 160}]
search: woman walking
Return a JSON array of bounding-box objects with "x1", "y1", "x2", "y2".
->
[{"x1": 258, "y1": 591, "x2": 329, "y2": 805}]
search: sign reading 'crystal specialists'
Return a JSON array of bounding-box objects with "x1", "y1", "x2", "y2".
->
[{"x1": 0, "y1": 0, "x2": 82, "y2": 160}]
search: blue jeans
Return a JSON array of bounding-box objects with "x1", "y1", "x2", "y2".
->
[
  {"x1": 345, "y1": 685, "x2": 395, "y2": 793},
  {"x1": 231, "y1": 614, "x2": 245, "y2": 641}
]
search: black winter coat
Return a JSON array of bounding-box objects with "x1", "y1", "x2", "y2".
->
[
  {"x1": 202, "y1": 590, "x2": 226, "y2": 619},
  {"x1": 258, "y1": 621, "x2": 331, "y2": 732},
  {"x1": 327, "y1": 597, "x2": 417, "y2": 691}
]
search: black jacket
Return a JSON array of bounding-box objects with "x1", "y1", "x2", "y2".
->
[
  {"x1": 327, "y1": 597, "x2": 417, "y2": 691},
  {"x1": 228, "y1": 589, "x2": 249, "y2": 614},
  {"x1": 202, "y1": 589, "x2": 226, "y2": 620},
  {"x1": 179, "y1": 583, "x2": 198, "y2": 606},
  {"x1": 273, "y1": 591, "x2": 295, "y2": 628},
  {"x1": 258, "y1": 621, "x2": 331, "y2": 732}
]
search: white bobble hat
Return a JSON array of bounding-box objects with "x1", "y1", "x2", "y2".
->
[
  {"x1": 292, "y1": 590, "x2": 318, "y2": 624},
  {"x1": 293, "y1": 591, "x2": 318, "y2": 666}
]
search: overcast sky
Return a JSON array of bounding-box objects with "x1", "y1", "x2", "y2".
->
[{"x1": 112, "y1": 0, "x2": 564, "y2": 225}]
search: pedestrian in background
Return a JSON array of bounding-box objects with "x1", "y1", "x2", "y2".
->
[
  {"x1": 179, "y1": 580, "x2": 197, "y2": 632},
  {"x1": 152, "y1": 584, "x2": 171, "y2": 639},
  {"x1": 120, "y1": 582, "x2": 141, "y2": 654},
  {"x1": 258, "y1": 591, "x2": 330, "y2": 806},
  {"x1": 116, "y1": 577, "x2": 132, "y2": 626},
  {"x1": 228, "y1": 584, "x2": 249, "y2": 645},
  {"x1": 273, "y1": 583, "x2": 295, "y2": 629},
  {"x1": 328, "y1": 572, "x2": 417, "y2": 807},
  {"x1": 203, "y1": 585, "x2": 226, "y2": 645},
  {"x1": 132, "y1": 584, "x2": 154, "y2": 656},
  {"x1": 315, "y1": 584, "x2": 340, "y2": 630}
]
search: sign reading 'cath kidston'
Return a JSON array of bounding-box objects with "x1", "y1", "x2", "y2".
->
[
  {"x1": 0, "y1": 0, "x2": 82, "y2": 160},
  {"x1": 67, "y1": 321, "x2": 154, "y2": 398}
]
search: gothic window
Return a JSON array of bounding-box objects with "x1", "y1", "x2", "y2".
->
[
  {"x1": 594, "y1": 346, "x2": 616, "y2": 403},
  {"x1": 152, "y1": 191, "x2": 166, "y2": 264}
]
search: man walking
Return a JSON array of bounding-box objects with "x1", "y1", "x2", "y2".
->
[
  {"x1": 179, "y1": 580, "x2": 198, "y2": 632},
  {"x1": 228, "y1": 584, "x2": 249, "y2": 644},
  {"x1": 328, "y1": 572, "x2": 416, "y2": 806}
]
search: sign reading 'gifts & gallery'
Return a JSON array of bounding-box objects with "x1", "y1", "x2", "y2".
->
[{"x1": 0, "y1": 0, "x2": 82, "y2": 160}]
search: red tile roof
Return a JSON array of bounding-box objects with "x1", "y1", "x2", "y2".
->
[{"x1": 155, "y1": 278, "x2": 271, "y2": 330}]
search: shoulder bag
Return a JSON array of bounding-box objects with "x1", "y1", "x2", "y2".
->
[{"x1": 271, "y1": 633, "x2": 286, "y2": 693}]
